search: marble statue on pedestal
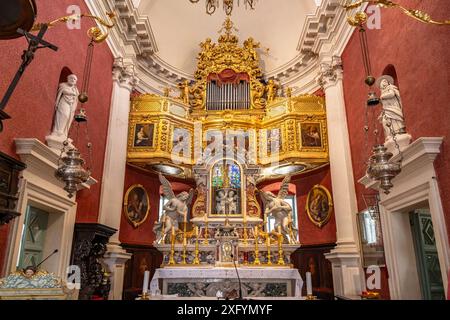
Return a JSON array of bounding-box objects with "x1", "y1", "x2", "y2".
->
[
  {"x1": 46, "y1": 74, "x2": 79, "y2": 150},
  {"x1": 260, "y1": 175, "x2": 298, "y2": 243},
  {"x1": 376, "y1": 75, "x2": 411, "y2": 153},
  {"x1": 153, "y1": 174, "x2": 194, "y2": 243}
]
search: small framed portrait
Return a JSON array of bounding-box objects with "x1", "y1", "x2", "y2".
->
[
  {"x1": 133, "y1": 123, "x2": 154, "y2": 147},
  {"x1": 301, "y1": 123, "x2": 322, "y2": 147},
  {"x1": 123, "y1": 184, "x2": 150, "y2": 228},
  {"x1": 306, "y1": 185, "x2": 333, "y2": 228}
]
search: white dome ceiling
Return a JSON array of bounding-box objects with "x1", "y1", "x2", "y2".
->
[{"x1": 136, "y1": 0, "x2": 321, "y2": 77}]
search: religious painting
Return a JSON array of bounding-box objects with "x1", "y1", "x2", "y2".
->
[
  {"x1": 301, "y1": 123, "x2": 322, "y2": 147},
  {"x1": 123, "y1": 184, "x2": 150, "y2": 228},
  {"x1": 266, "y1": 128, "x2": 282, "y2": 154},
  {"x1": 172, "y1": 127, "x2": 191, "y2": 157},
  {"x1": 133, "y1": 123, "x2": 154, "y2": 147},
  {"x1": 306, "y1": 185, "x2": 333, "y2": 228}
]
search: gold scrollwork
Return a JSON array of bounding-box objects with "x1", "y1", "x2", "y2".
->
[
  {"x1": 342, "y1": 0, "x2": 450, "y2": 26},
  {"x1": 32, "y1": 12, "x2": 116, "y2": 42}
]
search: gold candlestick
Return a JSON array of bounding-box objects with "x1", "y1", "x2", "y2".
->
[
  {"x1": 193, "y1": 226, "x2": 200, "y2": 265},
  {"x1": 182, "y1": 231, "x2": 187, "y2": 265},
  {"x1": 266, "y1": 234, "x2": 272, "y2": 265},
  {"x1": 169, "y1": 226, "x2": 175, "y2": 265},
  {"x1": 243, "y1": 215, "x2": 248, "y2": 245},
  {"x1": 277, "y1": 232, "x2": 284, "y2": 266},
  {"x1": 203, "y1": 215, "x2": 209, "y2": 245},
  {"x1": 254, "y1": 226, "x2": 261, "y2": 265}
]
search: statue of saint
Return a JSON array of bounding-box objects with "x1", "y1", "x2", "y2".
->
[
  {"x1": 153, "y1": 174, "x2": 194, "y2": 244},
  {"x1": 376, "y1": 75, "x2": 406, "y2": 141},
  {"x1": 259, "y1": 175, "x2": 298, "y2": 243},
  {"x1": 50, "y1": 74, "x2": 79, "y2": 141}
]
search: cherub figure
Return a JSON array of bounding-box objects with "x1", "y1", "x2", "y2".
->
[
  {"x1": 216, "y1": 190, "x2": 227, "y2": 214},
  {"x1": 260, "y1": 175, "x2": 298, "y2": 243},
  {"x1": 227, "y1": 190, "x2": 238, "y2": 214},
  {"x1": 153, "y1": 174, "x2": 194, "y2": 244},
  {"x1": 266, "y1": 79, "x2": 279, "y2": 103},
  {"x1": 178, "y1": 80, "x2": 190, "y2": 105}
]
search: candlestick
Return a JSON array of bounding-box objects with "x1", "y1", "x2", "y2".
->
[
  {"x1": 193, "y1": 226, "x2": 200, "y2": 264},
  {"x1": 169, "y1": 227, "x2": 175, "y2": 265},
  {"x1": 254, "y1": 226, "x2": 260, "y2": 265},
  {"x1": 266, "y1": 235, "x2": 272, "y2": 265},
  {"x1": 306, "y1": 271, "x2": 313, "y2": 296},
  {"x1": 243, "y1": 216, "x2": 248, "y2": 245},
  {"x1": 203, "y1": 215, "x2": 209, "y2": 245},
  {"x1": 142, "y1": 270, "x2": 150, "y2": 294}
]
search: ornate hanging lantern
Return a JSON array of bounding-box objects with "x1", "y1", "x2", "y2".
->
[
  {"x1": 55, "y1": 144, "x2": 90, "y2": 198},
  {"x1": 366, "y1": 144, "x2": 401, "y2": 194}
]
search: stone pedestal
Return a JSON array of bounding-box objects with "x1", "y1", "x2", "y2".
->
[{"x1": 102, "y1": 244, "x2": 132, "y2": 300}]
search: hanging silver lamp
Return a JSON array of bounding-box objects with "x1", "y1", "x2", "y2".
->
[
  {"x1": 366, "y1": 144, "x2": 401, "y2": 194},
  {"x1": 55, "y1": 146, "x2": 90, "y2": 198}
]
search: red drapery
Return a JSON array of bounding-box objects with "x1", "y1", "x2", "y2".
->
[{"x1": 207, "y1": 68, "x2": 249, "y2": 85}]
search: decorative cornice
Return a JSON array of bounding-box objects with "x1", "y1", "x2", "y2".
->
[
  {"x1": 86, "y1": 0, "x2": 358, "y2": 95},
  {"x1": 317, "y1": 56, "x2": 343, "y2": 89},
  {"x1": 112, "y1": 57, "x2": 139, "y2": 91},
  {"x1": 358, "y1": 137, "x2": 444, "y2": 190}
]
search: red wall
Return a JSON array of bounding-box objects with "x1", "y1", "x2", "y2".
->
[
  {"x1": 342, "y1": 0, "x2": 450, "y2": 298},
  {"x1": 0, "y1": 0, "x2": 113, "y2": 271}
]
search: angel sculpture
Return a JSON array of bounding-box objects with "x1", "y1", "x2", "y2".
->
[
  {"x1": 153, "y1": 173, "x2": 194, "y2": 244},
  {"x1": 259, "y1": 175, "x2": 298, "y2": 244}
]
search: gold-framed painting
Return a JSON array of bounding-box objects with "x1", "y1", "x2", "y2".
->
[
  {"x1": 300, "y1": 123, "x2": 322, "y2": 148},
  {"x1": 123, "y1": 184, "x2": 150, "y2": 228},
  {"x1": 306, "y1": 185, "x2": 333, "y2": 228},
  {"x1": 133, "y1": 123, "x2": 155, "y2": 147}
]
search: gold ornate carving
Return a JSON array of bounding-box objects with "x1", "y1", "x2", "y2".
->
[
  {"x1": 187, "y1": 17, "x2": 266, "y2": 110},
  {"x1": 342, "y1": 0, "x2": 450, "y2": 26}
]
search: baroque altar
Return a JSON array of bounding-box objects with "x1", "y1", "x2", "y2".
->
[{"x1": 126, "y1": 17, "x2": 330, "y2": 299}]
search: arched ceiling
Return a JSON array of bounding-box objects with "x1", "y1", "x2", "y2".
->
[
  {"x1": 136, "y1": 0, "x2": 321, "y2": 77},
  {"x1": 89, "y1": 0, "x2": 353, "y2": 94}
]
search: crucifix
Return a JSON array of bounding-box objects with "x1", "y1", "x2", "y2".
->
[{"x1": 0, "y1": 24, "x2": 58, "y2": 132}]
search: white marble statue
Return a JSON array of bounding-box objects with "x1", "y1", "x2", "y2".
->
[
  {"x1": 51, "y1": 74, "x2": 79, "y2": 140},
  {"x1": 215, "y1": 190, "x2": 226, "y2": 214},
  {"x1": 260, "y1": 175, "x2": 298, "y2": 243},
  {"x1": 227, "y1": 190, "x2": 238, "y2": 214},
  {"x1": 377, "y1": 75, "x2": 406, "y2": 140},
  {"x1": 376, "y1": 75, "x2": 411, "y2": 153},
  {"x1": 153, "y1": 173, "x2": 194, "y2": 243}
]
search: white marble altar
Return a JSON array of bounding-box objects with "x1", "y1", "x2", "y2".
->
[{"x1": 149, "y1": 267, "x2": 303, "y2": 298}]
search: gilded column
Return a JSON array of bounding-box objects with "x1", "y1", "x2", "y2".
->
[
  {"x1": 98, "y1": 57, "x2": 137, "y2": 300},
  {"x1": 317, "y1": 55, "x2": 364, "y2": 297}
]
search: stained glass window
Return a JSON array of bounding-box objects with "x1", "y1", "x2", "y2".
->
[
  {"x1": 212, "y1": 163, "x2": 224, "y2": 188},
  {"x1": 229, "y1": 164, "x2": 241, "y2": 189}
]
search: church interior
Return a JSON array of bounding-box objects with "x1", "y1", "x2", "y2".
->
[{"x1": 0, "y1": 0, "x2": 449, "y2": 301}]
